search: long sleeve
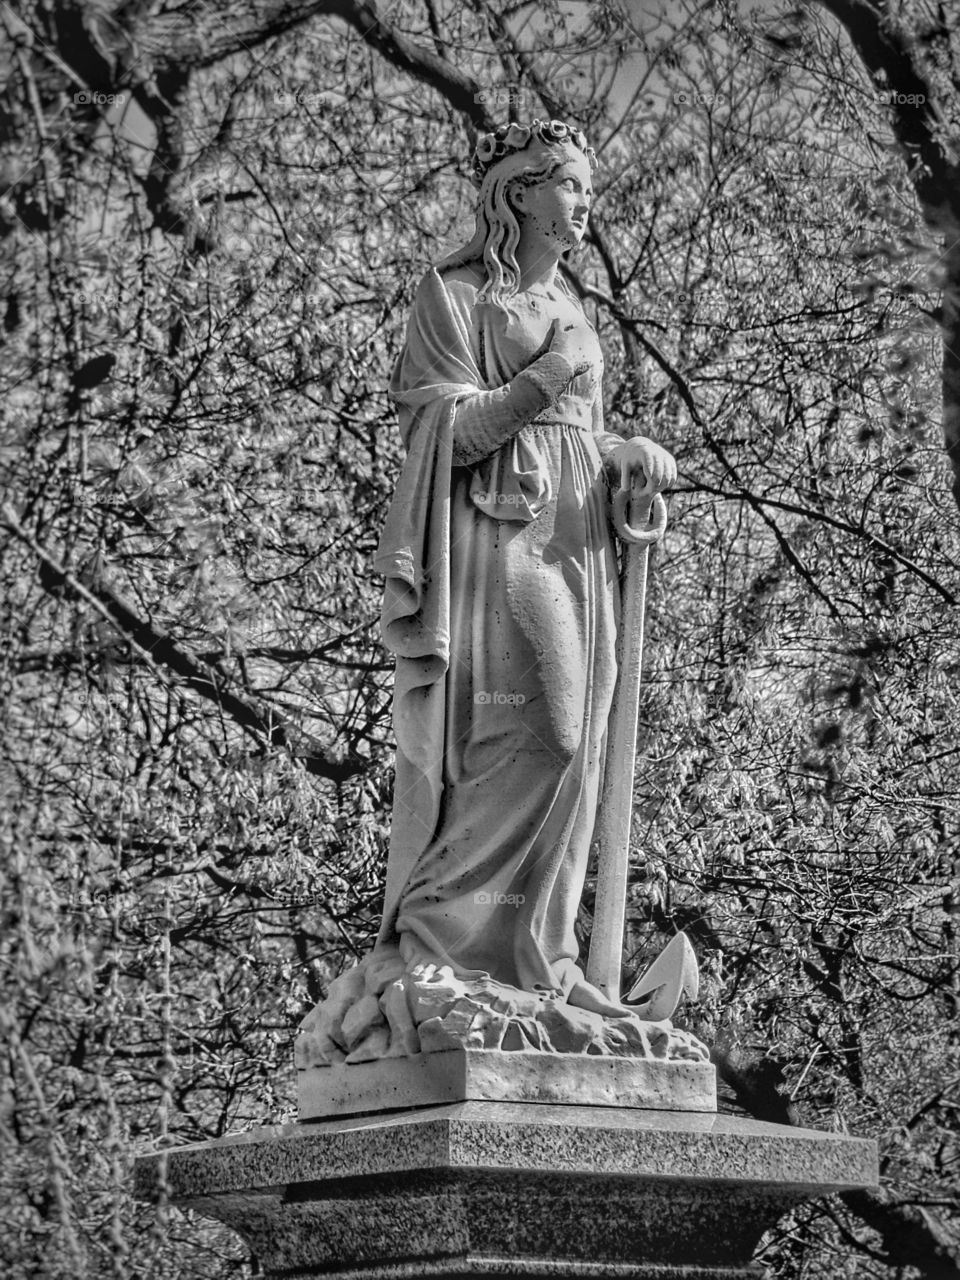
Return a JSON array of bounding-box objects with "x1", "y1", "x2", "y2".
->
[{"x1": 451, "y1": 352, "x2": 576, "y2": 466}]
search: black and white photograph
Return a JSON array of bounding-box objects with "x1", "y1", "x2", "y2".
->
[{"x1": 1, "y1": 1, "x2": 957, "y2": 1276}]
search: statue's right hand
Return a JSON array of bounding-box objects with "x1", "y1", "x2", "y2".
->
[{"x1": 546, "y1": 317, "x2": 593, "y2": 378}]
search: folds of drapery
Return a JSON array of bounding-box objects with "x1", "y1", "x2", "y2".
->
[{"x1": 372, "y1": 267, "x2": 621, "y2": 958}]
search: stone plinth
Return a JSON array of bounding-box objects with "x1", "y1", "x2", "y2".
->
[
  {"x1": 298, "y1": 1048, "x2": 717, "y2": 1119},
  {"x1": 133, "y1": 1102, "x2": 878, "y2": 1279}
]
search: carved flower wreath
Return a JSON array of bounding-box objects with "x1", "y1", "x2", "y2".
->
[{"x1": 472, "y1": 118, "x2": 596, "y2": 186}]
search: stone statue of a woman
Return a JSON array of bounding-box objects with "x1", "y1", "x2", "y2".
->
[{"x1": 298, "y1": 120, "x2": 707, "y2": 1067}]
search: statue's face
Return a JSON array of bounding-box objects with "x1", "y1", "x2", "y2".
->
[{"x1": 513, "y1": 147, "x2": 593, "y2": 253}]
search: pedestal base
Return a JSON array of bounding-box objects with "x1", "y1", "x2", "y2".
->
[
  {"x1": 133, "y1": 1102, "x2": 878, "y2": 1279},
  {"x1": 298, "y1": 1049, "x2": 717, "y2": 1119}
]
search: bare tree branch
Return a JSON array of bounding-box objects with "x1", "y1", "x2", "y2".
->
[
  {"x1": 1, "y1": 504, "x2": 364, "y2": 783},
  {"x1": 810, "y1": 0, "x2": 959, "y2": 228},
  {"x1": 22, "y1": 0, "x2": 495, "y2": 250},
  {"x1": 809, "y1": 0, "x2": 960, "y2": 510}
]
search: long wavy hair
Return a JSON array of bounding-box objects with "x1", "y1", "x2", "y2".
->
[{"x1": 439, "y1": 138, "x2": 593, "y2": 312}]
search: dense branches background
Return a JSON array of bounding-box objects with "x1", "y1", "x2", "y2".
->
[{"x1": 1, "y1": 0, "x2": 957, "y2": 1276}]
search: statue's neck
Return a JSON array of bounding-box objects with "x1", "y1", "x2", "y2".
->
[{"x1": 513, "y1": 234, "x2": 560, "y2": 293}]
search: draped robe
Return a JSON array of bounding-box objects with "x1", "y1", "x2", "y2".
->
[{"x1": 373, "y1": 264, "x2": 621, "y2": 997}]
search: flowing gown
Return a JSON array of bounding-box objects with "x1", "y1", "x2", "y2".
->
[{"x1": 373, "y1": 262, "x2": 622, "y2": 999}]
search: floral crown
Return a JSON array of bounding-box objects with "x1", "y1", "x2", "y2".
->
[{"x1": 472, "y1": 118, "x2": 595, "y2": 186}]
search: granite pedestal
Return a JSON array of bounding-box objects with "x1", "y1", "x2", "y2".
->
[{"x1": 134, "y1": 1065, "x2": 878, "y2": 1279}]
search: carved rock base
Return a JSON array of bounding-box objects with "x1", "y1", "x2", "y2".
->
[
  {"x1": 298, "y1": 1047, "x2": 717, "y2": 1120},
  {"x1": 133, "y1": 1102, "x2": 878, "y2": 1279},
  {"x1": 296, "y1": 958, "x2": 709, "y2": 1068}
]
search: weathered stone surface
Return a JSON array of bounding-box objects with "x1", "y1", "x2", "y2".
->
[
  {"x1": 379, "y1": 979, "x2": 421, "y2": 1056},
  {"x1": 294, "y1": 965, "x2": 365, "y2": 1067},
  {"x1": 298, "y1": 1049, "x2": 717, "y2": 1120},
  {"x1": 296, "y1": 961, "x2": 710, "y2": 1072},
  {"x1": 132, "y1": 1102, "x2": 879, "y2": 1279},
  {"x1": 340, "y1": 992, "x2": 385, "y2": 1052}
]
